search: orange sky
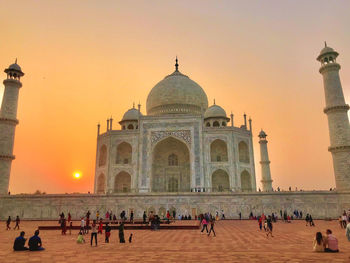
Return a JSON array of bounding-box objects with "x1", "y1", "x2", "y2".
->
[{"x1": 0, "y1": 0, "x2": 349, "y2": 194}]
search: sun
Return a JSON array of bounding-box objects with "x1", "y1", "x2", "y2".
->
[{"x1": 73, "y1": 172, "x2": 82, "y2": 179}]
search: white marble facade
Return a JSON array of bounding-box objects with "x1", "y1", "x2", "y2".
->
[{"x1": 94, "y1": 61, "x2": 256, "y2": 194}]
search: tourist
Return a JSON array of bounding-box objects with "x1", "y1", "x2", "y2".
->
[
  {"x1": 77, "y1": 231, "x2": 85, "y2": 244},
  {"x1": 309, "y1": 215, "x2": 315, "y2": 226},
  {"x1": 80, "y1": 217, "x2": 85, "y2": 234},
  {"x1": 28, "y1": 230, "x2": 44, "y2": 251},
  {"x1": 266, "y1": 216, "x2": 273, "y2": 237},
  {"x1": 119, "y1": 222, "x2": 125, "y2": 243},
  {"x1": 13, "y1": 231, "x2": 28, "y2": 251},
  {"x1": 239, "y1": 212, "x2": 241, "y2": 220},
  {"x1": 172, "y1": 210, "x2": 176, "y2": 219},
  {"x1": 200, "y1": 217, "x2": 208, "y2": 234},
  {"x1": 346, "y1": 221, "x2": 350, "y2": 241},
  {"x1": 120, "y1": 210, "x2": 126, "y2": 221},
  {"x1": 305, "y1": 214, "x2": 310, "y2": 226},
  {"x1": 105, "y1": 211, "x2": 110, "y2": 221},
  {"x1": 208, "y1": 218, "x2": 216, "y2": 237},
  {"x1": 98, "y1": 219, "x2": 103, "y2": 234},
  {"x1": 313, "y1": 232, "x2": 325, "y2": 252},
  {"x1": 6, "y1": 216, "x2": 11, "y2": 230},
  {"x1": 258, "y1": 216, "x2": 263, "y2": 230},
  {"x1": 143, "y1": 211, "x2": 147, "y2": 224},
  {"x1": 61, "y1": 217, "x2": 67, "y2": 235},
  {"x1": 109, "y1": 210, "x2": 113, "y2": 221},
  {"x1": 90, "y1": 220, "x2": 98, "y2": 246},
  {"x1": 86, "y1": 216, "x2": 90, "y2": 234},
  {"x1": 14, "y1": 215, "x2": 20, "y2": 230},
  {"x1": 130, "y1": 210, "x2": 134, "y2": 223},
  {"x1": 221, "y1": 210, "x2": 225, "y2": 220},
  {"x1": 342, "y1": 212, "x2": 347, "y2": 228},
  {"x1": 96, "y1": 210, "x2": 100, "y2": 220},
  {"x1": 129, "y1": 233, "x2": 133, "y2": 243},
  {"x1": 338, "y1": 216, "x2": 343, "y2": 228},
  {"x1": 113, "y1": 214, "x2": 117, "y2": 223},
  {"x1": 215, "y1": 211, "x2": 219, "y2": 221},
  {"x1": 324, "y1": 229, "x2": 339, "y2": 252},
  {"x1": 105, "y1": 223, "x2": 111, "y2": 243},
  {"x1": 86, "y1": 210, "x2": 90, "y2": 220},
  {"x1": 67, "y1": 212, "x2": 71, "y2": 224}
]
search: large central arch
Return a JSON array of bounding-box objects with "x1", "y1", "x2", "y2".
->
[{"x1": 151, "y1": 136, "x2": 190, "y2": 192}]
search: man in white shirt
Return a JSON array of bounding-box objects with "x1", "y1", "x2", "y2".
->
[{"x1": 80, "y1": 218, "x2": 85, "y2": 234}]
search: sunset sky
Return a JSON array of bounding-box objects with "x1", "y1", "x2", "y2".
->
[{"x1": 0, "y1": 0, "x2": 349, "y2": 194}]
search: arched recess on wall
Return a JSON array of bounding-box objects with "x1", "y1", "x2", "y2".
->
[
  {"x1": 152, "y1": 136, "x2": 190, "y2": 192},
  {"x1": 212, "y1": 169, "x2": 230, "y2": 192},
  {"x1": 114, "y1": 171, "x2": 131, "y2": 193},
  {"x1": 241, "y1": 170, "x2": 252, "y2": 192},
  {"x1": 210, "y1": 139, "x2": 228, "y2": 162},
  {"x1": 238, "y1": 141, "x2": 250, "y2": 163},
  {"x1": 97, "y1": 173, "x2": 106, "y2": 194},
  {"x1": 99, "y1": 145, "x2": 107, "y2": 167},
  {"x1": 116, "y1": 142, "x2": 132, "y2": 164}
]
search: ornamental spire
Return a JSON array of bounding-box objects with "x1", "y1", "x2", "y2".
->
[
  {"x1": 175, "y1": 56, "x2": 179, "y2": 71},
  {"x1": 324, "y1": 41, "x2": 327, "y2": 47}
]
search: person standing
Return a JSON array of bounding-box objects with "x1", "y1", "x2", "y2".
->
[
  {"x1": 6, "y1": 216, "x2": 11, "y2": 230},
  {"x1": 208, "y1": 218, "x2": 216, "y2": 237},
  {"x1": 61, "y1": 218, "x2": 67, "y2": 235},
  {"x1": 130, "y1": 210, "x2": 134, "y2": 224},
  {"x1": 119, "y1": 222, "x2": 125, "y2": 243},
  {"x1": 143, "y1": 211, "x2": 147, "y2": 224},
  {"x1": 346, "y1": 221, "x2": 350, "y2": 242},
  {"x1": 98, "y1": 219, "x2": 103, "y2": 234},
  {"x1": 67, "y1": 212, "x2": 71, "y2": 224},
  {"x1": 80, "y1": 217, "x2": 85, "y2": 234},
  {"x1": 266, "y1": 216, "x2": 274, "y2": 238},
  {"x1": 90, "y1": 220, "x2": 98, "y2": 246},
  {"x1": 239, "y1": 212, "x2": 242, "y2": 220},
  {"x1": 14, "y1": 216, "x2": 20, "y2": 230}
]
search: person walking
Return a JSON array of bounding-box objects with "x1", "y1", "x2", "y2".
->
[
  {"x1": 309, "y1": 215, "x2": 315, "y2": 226},
  {"x1": 346, "y1": 221, "x2": 350, "y2": 242},
  {"x1": 61, "y1": 218, "x2": 67, "y2": 235},
  {"x1": 200, "y1": 217, "x2": 208, "y2": 234},
  {"x1": 67, "y1": 212, "x2": 71, "y2": 224},
  {"x1": 105, "y1": 223, "x2": 111, "y2": 243},
  {"x1": 239, "y1": 212, "x2": 242, "y2": 220},
  {"x1": 208, "y1": 218, "x2": 216, "y2": 237},
  {"x1": 130, "y1": 210, "x2": 134, "y2": 224},
  {"x1": 266, "y1": 216, "x2": 274, "y2": 238},
  {"x1": 80, "y1": 217, "x2": 85, "y2": 234},
  {"x1": 6, "y1": 216, "x2": 11, "y2": 230},
  {"x1": 143, "y1": 211, "x2": 147, "y2": 224},
  {"x1": 90, "y1": 220, "x2": 98, "y2": 246},
  {"x1": 14, "y1": 216, "x2": 20, "y2": 230},
  {"x1": 98, "y1": 219, "x2": 103, "y2": 234}
]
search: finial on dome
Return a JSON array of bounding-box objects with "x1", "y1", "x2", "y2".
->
[
  {"x1": 324, "y1": 41, "x2": 327, "y2": 47},
  {"x1": 133, "y1": 102, "x2": 135, "y2": 108},
  {"x1": 15, "y1": 58, "x2": 17, "y2": 64},
  {"x1": 175, "y1": 56, "x2": 179, "y2": 71},
  {"x1": 213, "y1": 99, "x2": 216, "y2": 105}
]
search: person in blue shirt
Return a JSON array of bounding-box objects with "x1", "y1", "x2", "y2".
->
[
  {"x1": 28, "y1": 230, "x2": 45, "y2": 251},
  {"x1": 13, "y1": 231, "x2": 28, "y2": 251}
]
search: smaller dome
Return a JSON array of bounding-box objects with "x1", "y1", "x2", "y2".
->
[
  {"x1": 204, "y1": 104, "x2": 227, "y2": 119},
  {"x1": 258, "y1": 130, "x2": 267, "y2": 138},
  {"x1": 9, "y1": 63, "x2": 22, "y2": 72},
  {"x1": 317, "y1": 43, "x2": 338, "y2": 61},
  {"x1": 121, "y1": 108, "x2": 142, "y2": 121}
]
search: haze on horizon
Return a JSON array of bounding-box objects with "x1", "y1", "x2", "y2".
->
[{"x1": 0, "y1": 0, "x2": 349, "y2": 194}]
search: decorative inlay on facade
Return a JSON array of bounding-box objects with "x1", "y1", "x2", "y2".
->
[{"x1": 151, "y1": 130, "x2": 191, "y2": 146}]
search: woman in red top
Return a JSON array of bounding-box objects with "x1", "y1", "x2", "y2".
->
[
  {"x1": 67, "y1": 213, "x2": 71, "y2": 223},
  {"x1": 98, "y1": 219, "x2": 103, "y2": 234}
]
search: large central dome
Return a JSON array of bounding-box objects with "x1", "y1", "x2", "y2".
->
[{"x1": 146, "y1": 61, "x2": 208, "y2": 116}]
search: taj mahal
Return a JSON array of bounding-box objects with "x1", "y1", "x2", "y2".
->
[
  {"x1": 0, "y1": 44, "x2": 349, "y2": 219},
  {"x1": 94, "y1": 58, "x2": 266, "y2": 195}
]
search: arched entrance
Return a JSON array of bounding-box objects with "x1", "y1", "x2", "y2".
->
[
  {"x1": 116, "y1": 142, "x2": 132, "y2": 164},
  {"x1": 212, "y1": 169, "x2": 230, "y2": 192},
  {"x1": 152, "y1": 137, "x2": 190, "y2": 192},
  {"x1": 114, "y1": 171, "x2": 131, "y2": 193},
  {"x1": 96, "y1": 173, "x2": 106, "y2": 194},
  {"x1": 210, "y1": 139, "x2": 228, "y2": 162},
  {"x1": 241, "y1": 170, "x2": 252, "y2": 192}
]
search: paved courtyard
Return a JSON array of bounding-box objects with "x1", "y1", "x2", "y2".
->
[{"x1": 0, "y1": 220, "x2": 349, "y2": 262}]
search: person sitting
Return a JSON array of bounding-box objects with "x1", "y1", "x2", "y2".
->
[
  {"x1": 77, "y1": 231, "x2": 85, "y2": 244},
  {"x1": 313, "y1": 232, "x2": 325, "y2": 252},
  {"x1": 28, "y1": 230, "x2": 44, "y2": 251},
  {"x1": 13, "y1": 231, "x2": 28, "y2": 251},
  {"x1": 324, "y1": 229, "x2": 339, "y2": 252}
]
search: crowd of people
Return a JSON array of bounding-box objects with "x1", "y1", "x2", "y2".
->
[{"x1": 8, "y1": 208, "x2": 350, "y2": 254}]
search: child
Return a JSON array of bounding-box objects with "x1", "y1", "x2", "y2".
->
[
  {"x1": 98, "y1": 219, "x2": 103, "y2": 234},
  {"x1": 77, "y1": 231, "x2": 85, "y2": 244},
  {"x1": 129, "y1": 233, "x2": 133, "y2": 243}
]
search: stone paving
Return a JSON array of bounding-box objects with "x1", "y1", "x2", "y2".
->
[{"x1": 0, "y1": 220, "x2": 349, "y2": 262}]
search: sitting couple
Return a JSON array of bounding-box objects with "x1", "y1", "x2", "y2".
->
[
  {"x1": 313, "y1": 229, "x2": 339, "y2": 252},
  {"x1": 13, "y1": 230, "x2": 45, "y2": 251}
]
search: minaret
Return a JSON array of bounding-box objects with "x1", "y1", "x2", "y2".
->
[
  {"x1": 258, "y1": 130, "x2": 273, "y2": 191},
  {"x1": 0, "y1": 61, "x2": 24, "y2": 194},
  {"x1": 317, "y1": 43, "x2": 350, "y2": 191}
]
